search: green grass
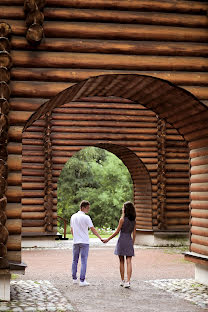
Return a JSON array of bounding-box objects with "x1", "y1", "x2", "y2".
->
[{"x1": 66, "y1": 233, "x2": 113, "y2": 239}]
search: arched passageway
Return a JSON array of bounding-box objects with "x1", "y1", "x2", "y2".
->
[{"x1": 23, "y1": 74, "x2": 208, "y2": 283}]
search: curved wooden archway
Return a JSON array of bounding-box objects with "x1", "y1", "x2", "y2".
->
[
  {"x1": 96, "y1": 143, "x2": 152, "y2": 229},
  {"x1": 23, "y1": 74, "x2": 208, "y2": 258}
]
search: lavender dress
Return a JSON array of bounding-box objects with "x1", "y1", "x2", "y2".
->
[{"x1": 114, "y1": 217, "x2": 135, "y2": 257}]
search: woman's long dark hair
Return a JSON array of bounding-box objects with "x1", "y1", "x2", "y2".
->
[{"x1": 124, "y1": 201, "x2": 136, "y2": 221}]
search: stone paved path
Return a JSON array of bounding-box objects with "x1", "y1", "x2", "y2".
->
[{"x1": 0, "y1": 239, "x2": 208, "y2": 311}]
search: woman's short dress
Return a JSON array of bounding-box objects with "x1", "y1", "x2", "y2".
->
[{"x1": 114, "y1": 217, "x2": 135, "y2": 257}]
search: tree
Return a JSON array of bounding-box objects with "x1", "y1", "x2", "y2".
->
[{"x1": 57, "y1": 147, "x2": 133, "y2": 229}]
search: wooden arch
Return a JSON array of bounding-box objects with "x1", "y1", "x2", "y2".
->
[
  {"x1": 95, "y1": 143, "x2": 152, "y2": 229},
  {"x1": 23, "y1": 73, "x2": 208, "y2": 257}
]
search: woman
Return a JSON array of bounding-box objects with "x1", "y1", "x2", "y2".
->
[{"x1": 103, "y1": 201, "x2": 136, "y2": 288}]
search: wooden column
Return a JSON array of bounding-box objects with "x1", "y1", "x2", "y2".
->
[
  {"x1": 0, "y1": 22, "x2": 12, "y2": 268},
  {"x1": 43, "y1": 111, "x2": 54, "y2": 232},
  {"x1": 157, "y1": 116, "x2": 167, "y2": 230}
]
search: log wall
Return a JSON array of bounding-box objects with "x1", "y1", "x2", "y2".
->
[
  {"x1": 0, "y1": 0, "x2": 207, "y2": 242},
  {"x1": 22, "y1": 97, "x2": 189, "y2": 232}
]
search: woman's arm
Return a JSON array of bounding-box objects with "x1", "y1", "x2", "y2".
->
[
  {"x1": 103, "y1": 218, "x2": 124, "y2": 243},
  {"x1": 132, "y1": 224, "x2": 136, "y2": 244}
]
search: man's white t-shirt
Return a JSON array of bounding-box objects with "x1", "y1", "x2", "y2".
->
[{"x1": 70, "y1": 211, "x2": 93, "y2": 244}]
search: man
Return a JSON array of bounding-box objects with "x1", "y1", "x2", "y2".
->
[{"x1": 70, "y1": 200, "x2": 103, "y2": 286}]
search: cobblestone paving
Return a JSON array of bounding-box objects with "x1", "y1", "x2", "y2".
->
[
  {"x1": 0, "y1": 280, "x2": 75, "y2": 312},
  {"x1": 146, "y1": 279, "x2": 208, "y2": 310}
]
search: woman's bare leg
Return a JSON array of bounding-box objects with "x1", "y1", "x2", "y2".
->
[
  {"x1": 126, "y1": 256, "x2": 132, "y2": 282},
  {"x1": 119, "y1": 256, "x2": 125, "y2": 281}
]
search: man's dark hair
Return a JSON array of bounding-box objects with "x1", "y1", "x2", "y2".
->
[
  {"x1": 80, "y1": 200, "x2": 90, "y2": 209},
  {"x1": 124, "y1": 201, "x2": 136, "y2": 221}
]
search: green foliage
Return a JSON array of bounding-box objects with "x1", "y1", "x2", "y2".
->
[{"x1": 57, "y1": 147, "x2": 133, "y2": 229}]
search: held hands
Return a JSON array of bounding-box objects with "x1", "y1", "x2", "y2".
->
[{"x1": 101, "y1": 238, "x2": 110, "y2": 244}]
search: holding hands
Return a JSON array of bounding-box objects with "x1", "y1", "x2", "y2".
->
[{"x1": 101, "y1": 238, "x2": 110, "y2": 244}]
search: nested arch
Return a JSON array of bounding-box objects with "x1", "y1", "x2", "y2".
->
[
  {"x1": 96, "y1": 143, "x2": 152, "y2": 230},
  {"x1": 23, "y1": 74, "x2": 208, "y2": 257}
]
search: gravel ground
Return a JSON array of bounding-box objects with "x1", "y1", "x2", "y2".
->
[{"x1": 0, "y1": 239, "x2": 208, "y2": 312}]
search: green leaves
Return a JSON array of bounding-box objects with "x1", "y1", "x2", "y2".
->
[{"x1": 57, "y1": 147, "x2": 133, "y2": 229}]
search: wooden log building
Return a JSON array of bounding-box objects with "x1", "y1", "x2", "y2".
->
[{"x1": 0, "y1": 0, "x2": 208, "y2": 300}]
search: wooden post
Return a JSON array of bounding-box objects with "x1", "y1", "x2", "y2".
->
[
  {"x1": 157, "y1": 116, "x2": 167, "y2": 230},
  {"x1": 0, "y1": 22, "x2": 12, "y2": 269},
  {"x1": 43, "y1": 111, "x2": 54, "y2": 232}
]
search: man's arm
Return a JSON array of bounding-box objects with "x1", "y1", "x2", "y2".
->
[
  {"x1": 90, "y1": 226, "x2": 102, "y2": 240},
  {"x1": 71, "y1": 227, "x2": 73, "y2": 236}
]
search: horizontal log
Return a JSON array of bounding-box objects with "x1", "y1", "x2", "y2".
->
[
  {"x1": 166, "y1": 211, "x2": 189, "y2": 218},
  {"x1": 191, "y1": 235, "x2": 208, "y2": 247},
  {"x1": 12, "y1": 50, "x2": 208, "y2": 71},
  {"x1": 191, "y1": 217, "x2": 208, "y2": 227},
  {"x1": 191, "y1": 209, "x2": 208, "y2": 218},
  {"x1": 191, "y1": 226, "x2": 208, "y2": 237},
  {"x1": 167, "y1": 218, "x2": 189, "y2": 225},
  {"x1": 6, "y1": 235, "x2": 21, "y2": 251},
  {"x1": 8, "y1": 126, "x2": 23, "y2": 142},
  {"x1": 22, "y1": 211, "x2": 57, "y2": 219},
  {"x1": 191, "y1": 201, "x2": 208, "y2": 209},
  {"x1": 22, "y1": 170, "x2": 44, "y2": 178},
  {"x1": 3, "y1": 0, "x2": 207, "y2": 14},
  {"x1": 22, "y1": 176, "x2": 44, "y2": 183},
  {"x1": 10, "y1": 34, "x2": 208, "y2": 57},
  {"x1": 52, "y1": 125, "x2": 157, "y2": 134},
  {"x1": 6, "y1": 219, "x2": 21, "y2": 234},
  {"x1": 6, "y1": 250, "x2": 21, "y2": 262},
  {"x1": 166, "y1": 185, "x2": 189, "y2": 191},
  {"x1": 166, "y1": 164, "x2": 189, "y2": 171},
  {"x1": 191, "y1": 174, "x2": 208, "y2": 183},
  {"x1": 2, "y1": 6, "x2": 208, "y2": 28},
  {"x1": 9, "y1": 111, "x2": 32, "y2": 125},
  {"x1": 7, "y1": 143, "x2": 22, "y2": 154},
  {"x1": 165, "y1": 225, "x2": 190, "y2": 231},
  {"x1": 166, "y1": 172, "x2": 189, "y2": 178},
  {"x1": 166, "y1": 204, "x2": 189, "y2": 211},
  {"x1": 51, "y1": 139, "x2": 158, "y2": 147},
  {"x1": 6, "y1": 187, "x2": 22, "y2": 202},
  {"x1": 11, "y1": 68, "x2": 208, "y2": 86},
  {"x1": 21, "y1": 198, "x2": 44, "y2": 205},
  {"x1": 22, "y1": 156, "x2": 45, "y2": 163},
  {"x1": 191, "y1": 155, "x2": 208, "y2": 167},
  {"x1": 22, "y1": 163, "x2": 44, "y2": 170},
  {"x1": 7, "y1": 155, "x2": 22, "y2": 171},
  {"x1": 23, "y1": 190, "x2": 44, "y2": 197},
  {"x1": 166, "y1": 192, "x2": 189, "y2": 198},
  {"x1": 191, "y1": 192, "x2": 208, "y2": 201},
  {"x1": 52, "y1": 113, "x2": 157, "y2": 122},
  {"x1": 166, "y1": 178, "x2": 189, "y2": 185},
  {"x1": 22, "y1": 182, "x2": 45, "y2": 190},
  {"x1": 22, "y1": 219, "x2": 57, "y2": 227},
  {"x1": 10, "y1": 81, "x2": 72, "y2": 98},
  {"x1": 166, "y1": 198, "x2": 189, "y2": 203},
  {"x1": 166, "y1": 159, "x2": 189, "y2": 164},
  {"x1": 189, "y1": 137, "x2": 208, "y2": 150},
  {"x1": 6, "y1": 203, "x2": 22, "y2": 219},
  {"x1": 10, "y1": 98, "x2": 45, "y2": 111},
  {"x1": 191, "y1": 164, "x2": 208, "y2": 175},
  {"x1": 51, "y1": 132, "x2": 157, "y2": 140},
  {"x1": 22, "y1": 205, "x2": 45, "y2": 212},
  {"x1": 7, "y1": 172, "x2": 22, "y2": 186},
  {"x1": 190, "y1": 147, "x2": 208, "y2": 158},
  {"x1": 183, "y1": 86, "x2": 208, "y2": 100},
  {"x1": 191, "y1": 243, "x2": 208, "y2": 257},
  {"x1": 190, "y1": 183, "x2": 208, "y2": 192}
]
